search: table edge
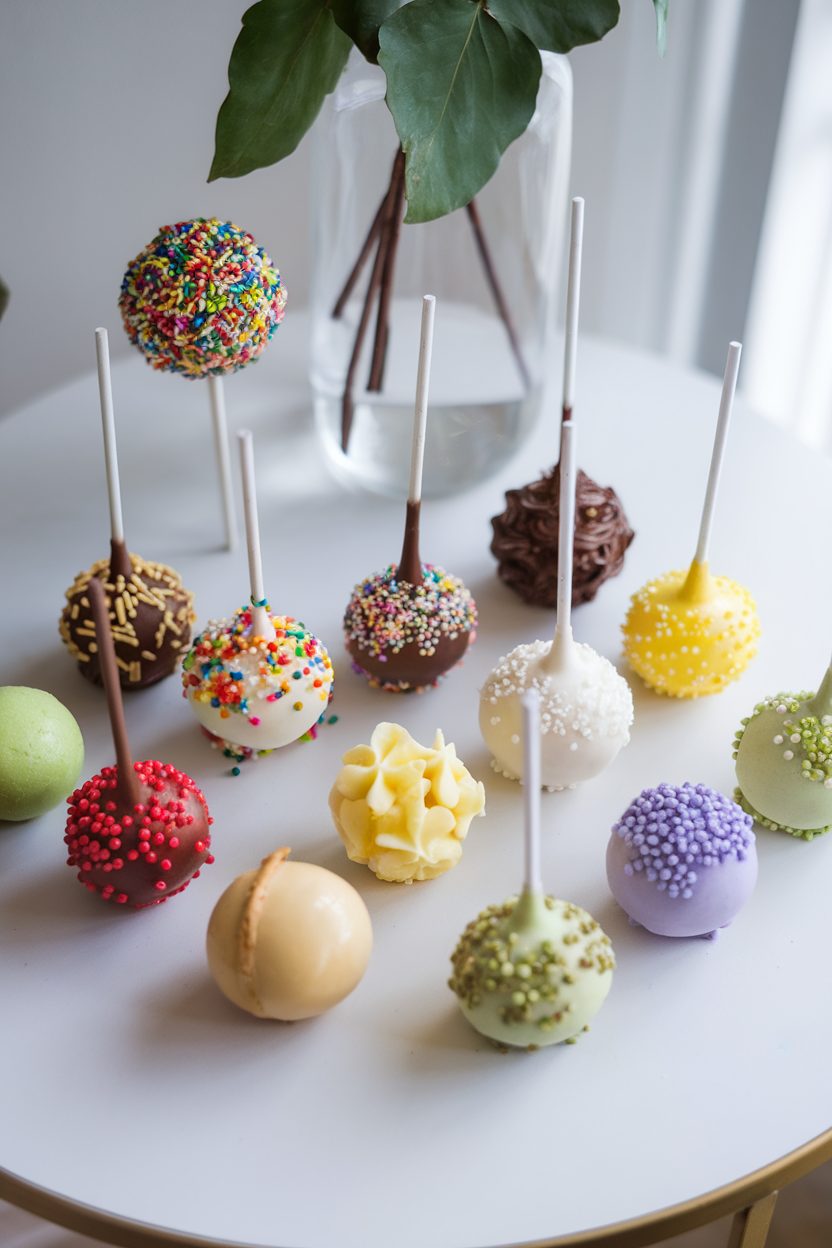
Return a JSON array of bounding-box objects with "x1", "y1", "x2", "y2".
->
[{"x1": 2, "y1": 1128, "x2": 831, "y2": 1248}]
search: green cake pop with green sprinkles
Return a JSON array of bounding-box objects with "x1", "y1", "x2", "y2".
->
[
  {"x1": 734, "y1": 656, "x2": 832, "y2": 840},
  {"x1": 449, "y1": 689, "x2": 615, "y2": 1050}
]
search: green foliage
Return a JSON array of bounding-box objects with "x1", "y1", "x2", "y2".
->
[
  {"x1": 487, "y1": 0, "x2": 620, "y2": 55},
  {"x1": 210, "y1": 0, "x2": 641, "y2": 216},
  {"x1": 209, "y1": 0, "x2": 351, "y2": 181},
  {"x1": 379, "y1": 0, "x2": 541, "y2": 223},
  {"x1": 653, "y1": 0, "x2": 668, "y2": 57},
  {"x1": 331, "y1": 0, "x2": 400, "y2": 63}
]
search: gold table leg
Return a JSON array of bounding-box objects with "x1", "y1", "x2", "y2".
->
[{"x1": 726, "y1": 1192, "x2": 778, "y2": 1248}]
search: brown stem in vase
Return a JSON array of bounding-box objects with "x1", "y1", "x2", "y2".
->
[
  {"x1": 332, "y1": 191, "x2": 388, "y2": 320},
  {"x1": 340, "y1": 150, "x2": 405, "y2": 452},
  {"x1": 88, "y1": 576, "x2": 139, "y2": 808},
  {"x1": 398, "y1": 499, "x2": 422, "y2": 588},
  {"x1": 368, "y1": 155, "x2": 406, "y2": 392},
  {"x1": 465, "y1": 198, "x2": 531, "y2": 391},
  {"x1": 109, "y1": 537, "x2": 133, "y2": 583}
]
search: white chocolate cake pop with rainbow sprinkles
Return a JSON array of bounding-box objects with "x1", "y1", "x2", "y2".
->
[
  {"x1": 480, "y1": 422, "x2": 632, "y2": 791},
  {"x1": 451, "y1": 689, "x2": 615, "y2": 1049},
  {"x1": 182, "y1": 430, "x2": 332, "y2": 761},
  {"x1": 622, "y1": 344, "x2": 760, "y2": 698},
  {"x1": 733, "y1": 656, "x2": 832, "y2": 840}
]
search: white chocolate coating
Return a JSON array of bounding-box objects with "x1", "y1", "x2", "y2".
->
[
  {"x1": 207, "y1": 851, "x2": 372, "y2": 1020},
  {"x1": 479, "y1": 638, "x2": 632, "y2": 790}
]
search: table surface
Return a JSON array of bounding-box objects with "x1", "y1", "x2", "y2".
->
[{"x1": 1, "y1": 315, "x2": 831, "y2": 1248}]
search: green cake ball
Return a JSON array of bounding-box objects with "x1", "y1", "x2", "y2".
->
[
  {"x1": 734, "y1": 664, "x2": 832, "y2": 840},
  {"x1": 449, "y1": 890, "x2": 615, "y2": 1049},
  {"x1": 0, "y1": 687, "x2": 85, "y2": 821}
]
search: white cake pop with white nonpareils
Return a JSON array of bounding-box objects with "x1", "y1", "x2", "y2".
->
[{"x1": 480, "y1": 423, "x2": 633, "y2": 790}]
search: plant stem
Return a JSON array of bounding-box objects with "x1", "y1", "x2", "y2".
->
[
  {"x1": 340, "y1": 152, "x2": 404, "y2": 452},
  {"x1": 368, "y1": 153, "x2": 406, "y2": 392},
  {"x1": 465, "y1": 198, "x2": 530, "y2": 391},
  {"x1": 332, "y1": 175, "x2": 391, "y2": 319}
]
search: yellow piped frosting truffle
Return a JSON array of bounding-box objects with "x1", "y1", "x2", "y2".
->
[
  {"x1": 329, "y1": 722, "x2": 485, "y2": 882},
  {"x1": 622, "y1": 559, "x2": 760, "y2": 698}
]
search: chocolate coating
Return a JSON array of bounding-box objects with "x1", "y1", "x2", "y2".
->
[
  {"x1": 491, "y1": 466, "x2": 634, "y2": 608},
  {"x1": 60, "y1": 551, "x2": 195, "y2": 690},
  {"x1": 347, "y1": 631, "x2": 471, "y2": 691},
  {"x1": 64, "y1": 759, "x2": 213, "y2": 907}
]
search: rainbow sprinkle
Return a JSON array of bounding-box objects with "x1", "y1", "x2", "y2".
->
[
  {"x1": 119, "y1": 218, "x2": 286, "y2": 378},
  {"x1": 182, "y1": 606, "x2": 332, "y2": 719},
  {"x1": 344, "y1": 564, "x2": 477, "y2": 661}
]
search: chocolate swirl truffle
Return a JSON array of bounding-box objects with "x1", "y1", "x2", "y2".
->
[
  {"x1": 491, "y1": 465, "x2": 634, "y2": 608},
  {"x1": 60, "y1": 550, "x2": 195, "y2": 690}
]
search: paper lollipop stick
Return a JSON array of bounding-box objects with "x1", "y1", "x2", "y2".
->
[
  {"x1": 398, "y1": 294, "x2": 436, "y2": 587},
  {"x1": 238, "y1": 429, "x2": 276, "y2": 642},
  {"x1": 95, "y1": 328, "x2": 132, "y2": 582},
  {"x1": 562, "y1": 198, "x2": 585, "y2": 427},
  {"x1": 694, "y1": 341, "x2": 742, "y2": 564},
  {"x1": 209, "y1": 375, "x2": 238, "y2": 552},
  {"x1": 521, "y1": 687, "x2": 543, "y2": 894},
  {"x1": 540, "y1": 420, "x2": 576, "y2": 675},
  {"x1": 88, "y1": 576, "x2": 139, "y2": 807}
]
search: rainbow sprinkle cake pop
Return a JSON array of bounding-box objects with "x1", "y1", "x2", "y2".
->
[
  {"x1": 622, "y1": 344, "x2": 760, "y2": 697},
  {"x1": 119, "y1": 218, "x2": 287, "y2": 551}
]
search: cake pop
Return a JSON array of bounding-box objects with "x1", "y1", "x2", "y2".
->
[
  {"x1": 64, "y1": 578, "x2": 214, "y2": 906},
  {"x1": 120, "y1": 218, "x2": 287, "y2": 550},
  {"x1": 329, "y1": 722, "x2": 486, "y2": 882},
  {"x1": 622, "y1": 343, "x2": 760, "y2": 697},
  {"x1": 450, "y1": 689, "x2": 615, "y2": 1049},
  {"x1": 606, "y1": 783, "x2": 757, "y2": 938},
  {"x1": 491, "y1": 199, "x2": 633, "y2": 608},
  {"x1": 733, "y1": 658, "x2": 832, "y2": 840},
  {"x1": 182, "y1": 429, "x2": 333, "y2": 757},
  {"x1": 344, "y1": 296, "x2": 477, "y2": 692},
  {"x1": 480, "y1": 422, "x2": 633, "y2": 790},
  {"x1": 206, "y1": 848, "x2": 372, "y2": 1020},
  {"x1": 0, "y1": 688, "x2": 84, "y2": 822},
  {"x1": 59, "y1": 329, "x2": 195, "y2": 690}
]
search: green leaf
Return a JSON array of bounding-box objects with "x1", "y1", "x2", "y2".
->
[
  {"x1": 379, "y1": 0, "x2": 541, "y2": 224},
  {"x1": 486, "y1": 0, "x2": 620, "y2": 54},
  {"x1": 331, "y1": 0, "x2": 400, "y2": 63},
  {"x1": 209, "y1": 0, "x2": 352, "y2": 181},
  {"x1": 653, "y1": 0, "x2": 668, "y2": 57}
]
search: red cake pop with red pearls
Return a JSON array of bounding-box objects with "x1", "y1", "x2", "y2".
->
[{"x1": 64, "y1": 577, "x2": 214, "y2": 906}]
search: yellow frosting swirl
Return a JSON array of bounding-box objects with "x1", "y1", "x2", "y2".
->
[{"x1": 329, "y1": 722, "x2": 485, "y2": 882}]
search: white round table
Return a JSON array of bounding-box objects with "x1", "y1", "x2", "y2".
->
[{"x1": 1, "y1": 317, "x2": 831, "y2": 1248}]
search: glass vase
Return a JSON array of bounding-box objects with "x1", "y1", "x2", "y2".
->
[{"x1": 309, "y1": 48, "x2": 573, "y2": 498}]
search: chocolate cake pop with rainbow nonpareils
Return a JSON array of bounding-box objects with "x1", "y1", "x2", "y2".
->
[
  {"x1": 64, "y1": 578, "x2": 214, "y2": 907},
  {"x1": 480, "y1": 422, "x2": 632, "y2": 791},
  {"x1": 733, "y1": 656, "x2": 832, "y2": 840},
  {"x1": 59, "y1": 329, "x2": 195, "y2": 691},
  {"x1": 343, "y1": 296, "x2": 477, "y2": 693},
  {"x1": 119, "y1": 218, "x2": 287, "y2": 549},
  {"x1": 491, "y1": 199, "x2": 633, "y2": 609},
  {"x1": 182, "y1": 430, "x2": 333, "y2": 760},
  {"x1": 450, "y1": 689, "x2": 615, "y2": 1049},
  {"x1": 622, "y1": 343, "x2": 760, "y2": 698}
]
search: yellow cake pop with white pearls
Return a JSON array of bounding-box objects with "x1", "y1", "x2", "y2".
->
[{"x1": 622, "y1": 344, "x2": 760, "y2": 698}]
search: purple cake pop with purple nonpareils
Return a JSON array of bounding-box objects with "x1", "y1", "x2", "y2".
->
[{"x1": 606, "y1": 783, "x2": 757, "y2": 939}]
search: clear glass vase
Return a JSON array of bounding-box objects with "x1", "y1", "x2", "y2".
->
[{"x1": 309, "y1": 48, "x2": 573, "y2": 498}]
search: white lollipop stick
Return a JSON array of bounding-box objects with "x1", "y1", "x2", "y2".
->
[
  {"x1": 562, "y1": 198, "x2": 585, "y2": 421},
  {"x1": 408, "y1": 294, "x2": 436, "y2": 506},
  {"x1": 557, "y1": 421, "x2": 577, "y2": 636},
  {"x1": 238, "y1": 429, "x2": 276, "y2": 642},
  {"x1": 399, "y1": 295, "x2": 436, "y2": 586},
  {"x1": 209, "y1": 374, "x2": 238, "y2": 552},
  {"x1": 694, "y1": 342, "x2": 742, "y2": 564},
  {"x1": 95, "y1": 328, "x2": 124, "y2": 545},
  {"x1": 521, "y1": 688, "x2": 543, "y2": 892}
]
